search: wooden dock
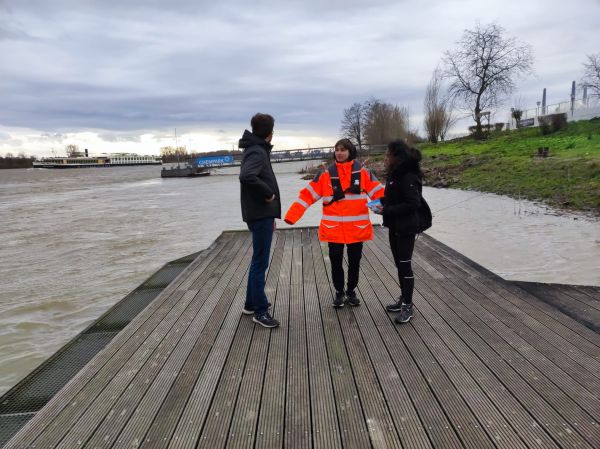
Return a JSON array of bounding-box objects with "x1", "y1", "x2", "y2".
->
[{"x1": 4, "y1": 227, "x2": 600, "y2": 449}]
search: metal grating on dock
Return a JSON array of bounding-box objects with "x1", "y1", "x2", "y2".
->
[
  {"x1": 0, "y1": 251, "x2": 204, "y2": 447},
  {"x1": 3, "y1": 227, "x2": 599, "y2": 449}
]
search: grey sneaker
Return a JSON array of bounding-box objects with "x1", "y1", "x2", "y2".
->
[
  {"x1": 242, "y1": 302, "x2": 272, "y2": 316},
  {"x1": 333, "y1": 291, "x2": 345, "y2": 308},
  {"x1": 252, "y1": 312, "x2": 280, "y2": 328},
  {"x1": 346, "y1": 290, "x2": 360, "y2": 306},
  {"x1": 385, "y1": 297, "x2": 403, "y2": 312},
  {"x1": 395, "y1": 303, "x2": 414, "y2": 324}
]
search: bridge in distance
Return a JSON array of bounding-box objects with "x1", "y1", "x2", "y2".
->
[{"x1": 193, "y1": 144, "x2": 387, "y2": 169}]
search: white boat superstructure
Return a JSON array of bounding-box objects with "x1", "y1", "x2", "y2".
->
[{"x1": 33, "y1": 153, "x2": 162, "y2": 168}]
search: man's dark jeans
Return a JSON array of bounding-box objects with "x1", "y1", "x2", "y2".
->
[{"x1": 245, "y1": 217, "x2": 274, "y2": 315}]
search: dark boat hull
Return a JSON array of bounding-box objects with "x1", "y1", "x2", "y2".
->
[{"x1": 161, "y1": 166, "x2": 210, "y2": 178}]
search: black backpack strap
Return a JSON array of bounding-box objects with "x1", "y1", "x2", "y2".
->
[
  {"x1": 323, "y1": 163, "x2": 345, "y2": 205},
  {"x1": 348, "y1": 159, "x2": 362, "y2": 194}
]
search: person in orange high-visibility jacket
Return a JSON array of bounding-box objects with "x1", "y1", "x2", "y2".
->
[{"x1": 284, "y1": 138, "x2": 384, "y2": 307}]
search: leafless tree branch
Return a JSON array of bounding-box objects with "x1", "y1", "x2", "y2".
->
[
  {"x1": 423, "y1": 67, "x2": 458, "y2": 143},
  {"x1": 363, "y1": 98, "x2": 409, "y2": 145},
  {"x1": 340, "y1": 102, "x2": 367, "y2": 150},
  {"x1": 443, "y1": 22, "x2": 533, "y2": 138},
  {"x1": 581, "y1": 53, "x2": 600, "y2": 97}
]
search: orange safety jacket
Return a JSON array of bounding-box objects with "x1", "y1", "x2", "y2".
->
[{"x1": 284, "y1": 160, "x2": 384, "y2": 243}]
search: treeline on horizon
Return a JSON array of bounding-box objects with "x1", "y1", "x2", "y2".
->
[
  {"x1": 0, "y1": 155, "x2": 36, "y2": 169},
  {"x1": 0, "y1": 148, "x2": 247, "y2": 168}
]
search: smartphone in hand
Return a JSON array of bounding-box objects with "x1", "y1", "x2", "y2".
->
[{"x1": 367, "y1": 199, "x2": 383, "y2": 214}]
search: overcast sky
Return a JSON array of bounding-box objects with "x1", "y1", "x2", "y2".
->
[{"x1": 1, "y1": 0, "x2": 599, "y2": 157}]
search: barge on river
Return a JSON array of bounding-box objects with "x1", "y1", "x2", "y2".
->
[
  {"x1": 161, "y1": 163, "x2": 211, "y2": 178},
  {"x1": 33, "y1": 153, "x2": 162, "y2": 168}
]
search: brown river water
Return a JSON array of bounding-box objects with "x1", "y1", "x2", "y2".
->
[{"x1": 0, "y1": 161, "x2": 598, "y2": 395}]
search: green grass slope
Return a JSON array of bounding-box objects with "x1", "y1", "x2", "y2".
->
[{"x1": 418, "y1": 118, "x2": 600, "y2": 215}]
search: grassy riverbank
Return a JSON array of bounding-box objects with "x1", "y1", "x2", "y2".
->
[{"x1": 416, "y1": 118, "x2": 600, "y2": 215}]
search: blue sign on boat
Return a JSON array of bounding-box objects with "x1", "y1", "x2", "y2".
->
[{"x1": 195, "y1": 155, "x2": 234, "y2": 166}]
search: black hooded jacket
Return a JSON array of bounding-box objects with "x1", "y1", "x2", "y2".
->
[
  {"x1": 239, "y1": 130, "x2": 281, "y2": 222},
  {"x1": 381, "y1": 159, "x2": 423, "y2": 235}
]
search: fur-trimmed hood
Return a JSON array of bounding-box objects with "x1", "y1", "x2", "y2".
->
[{"x1": 389, "y1": 158, "x2": 422, "y2": 179}]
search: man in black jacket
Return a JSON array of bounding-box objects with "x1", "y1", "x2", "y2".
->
[{"x1": 239, "y1": 113, "x2": 281, "y2": 328}]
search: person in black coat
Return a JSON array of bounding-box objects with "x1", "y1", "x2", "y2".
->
[
  {"x1": 380, "y1": 140, "x2": 424, "y2": 323},
  {"x1": 238, "y1": 113, "x2": 281, "y2": 328},
  {"x1": 239, "y1": 129, "x2": 281, "y2": 224}
]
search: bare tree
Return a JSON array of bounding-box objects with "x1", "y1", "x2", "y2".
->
[
  {"x1": 160, "y1": 146, "x2": 188, "y2": 156},
  {"x1": 340, "y1": 102, "x2": 366, "y2": 150},
  {"x1": 423, "y1": 67, "x2": 456, "y2": 143},
  {"x1": 65, "y1": 144, "x2": 80, "y2": 157},
  {"x1": 511, "y1": 95, "x2": 524, "y2": 128},
  {"x1": 443, "y1": 22, "x2": 533, "y2": 139},
  {"x1": 160, "y1": 146, "x2": 188, "y2": 162},
  {"x1": 581, "y1": 53, "x2": 600, "y2": 97},
  {"x1": 364, "y1": 98, "x2": 409, "y2": 145}
]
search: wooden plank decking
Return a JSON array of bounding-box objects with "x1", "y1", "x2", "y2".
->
[{"x1": 4, "y1": 227, "x2": 600, "y2": 449}]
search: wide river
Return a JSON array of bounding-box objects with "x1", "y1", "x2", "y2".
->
[{"x1": 0, "y1": 161, "x2": 598, "y2": 395}]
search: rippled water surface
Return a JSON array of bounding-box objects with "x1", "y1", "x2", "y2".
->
[{"x1": 0, "y1": 162, "x2": 598, "y2": 395}]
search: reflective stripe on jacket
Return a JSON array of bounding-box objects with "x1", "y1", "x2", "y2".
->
[{"x1": 284, "y1": 160, "x2": 384, "y2": 243}]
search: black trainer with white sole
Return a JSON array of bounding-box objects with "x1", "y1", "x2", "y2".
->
[
  {"x1": 386, "y1": 297, "x2": 403, "y2": 312},
  {"x1": 346, "y1": 290, "x2": 361, "y2": 306},
  {"x1": 252, "y1": 312, "x2": 280, "y2": 328},
  {"x1": 242, "y1": 302, "x2": 272, "y2": 315},
  {"x1": 395, "y1": 303, "x2": 414, "y2": 323},
  {"x1": 333, "y1": 291, "x2": 345, "y2": 308}
]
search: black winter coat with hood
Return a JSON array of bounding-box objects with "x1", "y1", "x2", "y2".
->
[
  {"x1": 239, "y1": 130, "x2": 281, "y2": 222},
  {"x1": 381, "y1": 159, "x2": 423, "y2": 236}
]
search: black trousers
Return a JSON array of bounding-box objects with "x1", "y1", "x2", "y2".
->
[
  {"x1": 388, "y1": 230, "x2": 416, "y2": 304},
  {"x1": 328, "y1": 242, "x2": 363, "y2": 293}
]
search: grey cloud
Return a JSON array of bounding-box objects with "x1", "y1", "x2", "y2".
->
[
  {"x1": 98, "y1": 133, "x2": 142, "y2": 143},
  {"x1": 5, "y1": 0, "x2": 406, "y2": 15},
  {"x1": 0, "y1": 24, "x2": 36, "y2": 41},
  {"x1": 1, "y1": 0, "x2": 598, "y2": 140},
  {"x1": 38, "y1": 133, "x2": 66, "y2": 141}
]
